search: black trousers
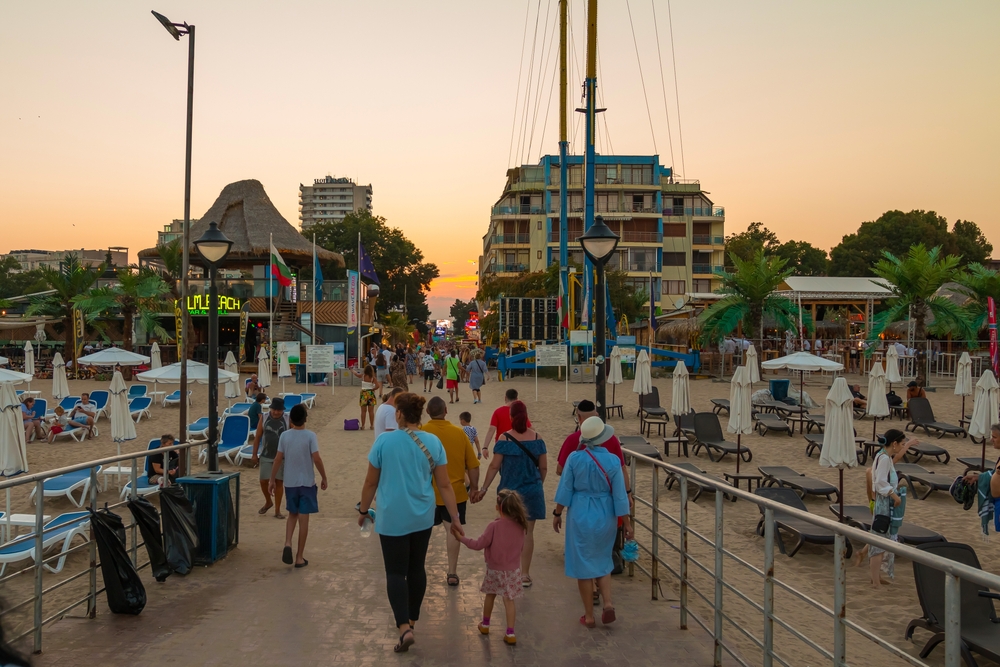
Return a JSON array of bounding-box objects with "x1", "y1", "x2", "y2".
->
[{"x1": 379, "y1": 528, "x2": 433, "y2": 628}]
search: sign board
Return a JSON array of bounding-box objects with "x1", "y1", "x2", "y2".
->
[
  {"x1": 535, "y1": 345, "x2": 567, "y2": 367},
  {"x1": 619, "y1": 346, "x2": 636, "y2": 364},
  {"x1": 617, "y1": 335, "x2": 637, "y2": 346},
  {"x1": 330, "y1": 341, "x2": 346, "y2": 369},
  {"x1": 569, "y1": 330, "x2": 593, "y2": 347},
  {"x1": 184, "y1": 295, "x2": 241, "y2": 315},
  {"x1": 277, "y1": 341, "x2": 301, "y2": 365},
  {"x1": 306, "y1": 345, "x2": 335, "y2": 373}
]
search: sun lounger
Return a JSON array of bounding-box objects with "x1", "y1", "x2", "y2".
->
[
  {"x1": 759, "y1": 466, "x2": 839, "y2": 502},
  {"x1": 665, "y1": 462, "x2": 735, "y2": 502},
  {"x1": 902, "y1": 439, "x2": 951, "y2": 465},
  {"x1": 162, "y1": 390, "x2": 192, "y2": 408},
  {"x1": 828, "y1": 505, "x2": 946, "y2": 545},
  {"x1": 710, "y1": 398, "x2": 730, "y2": 415},
  {"x1": 755, "y1": 412, "x2": 793, "y2": 437},
  {"x1": 753, "y1": 487, "x2": 852, "y2": 558},
  {"x1": 223, "y1": 402, "x2": 252, "y2": 417},
  {"x1": 234, "y1": 444, "x2": 256, "y2": 466},
  {"x1": 29, "y1": 467, "x2": 102, "y2": 508},
  {"x1": 0, "y1": 511, "x2": 91, "y2": 576},
  {"x1": 300, "y1": 393, "x2": 316, "y2": 408},
  {"x1": 49, "y1": 424, "x2": 90, "y2": 443},
  {"x1": 905, "y1": 397, "x2": 966, "y2": 439},
  {"x1": 618, "y1": 435, "x2": 663, "y2": 463},
  {"x1": 691, "y1": 412, "x2": 753, "y2": 463},
  {"x1": 127, "y1": 385, "x2": 147, "y2": 400},
  {"x1": 804, "y1": 414, "x2": 825, "y2": 433},
  {"x1": 905, "y1": 543, "x2": 1000, "y2": 666},
  {"x1": 199, "y1": 415, "x2": 250, "y2": 465},
  {"x1": 48, "y1": 396, "x2": 80, "y2": 416},
  {"x1": 282, "y1": 394, "x2": 302, "y2": 409},
  {"x1": 129, "y1": 396, "x2": 152, "y2": 423},
  {"x1": 90, "y1": 390, "x2": 109, "y2": 421},
  {"x1": 187, "y1": 417, "x2": 211, "y2": 440},
  {"x1": 895, "y1": 463, "x2": 952, "y2": 500},
  {"x1": 957, "y1": 457, "x2": 988, "y2": 474}
]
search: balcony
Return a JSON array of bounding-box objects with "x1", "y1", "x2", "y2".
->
[
  {"x1": 492, "y1": 205, "x2": 544, "y2": 216},
  {"x1": 620, "y1": 231, "x2": 661, "y2": 243},
  {"x1": 663, "y1": 206, "x2": 725, "y2": 218},
  {"x1": 692, "y1": 234, "x2": 725, "y2": 245},
  {"x1": 548, "y1": 231, "x2": 583, "y2": 243},
  {"x1": 623, "y1": 262, "x2": 660, "y2": 273},
  {"x1": 487, "y1": 263, "x2": 527, "y2": 274},
  {"x1": 489, "y1": 234, "x2": 531, "y2": 245},
  {"x1": 692, "y1": 264, "x2": 723, "y2": 275}
]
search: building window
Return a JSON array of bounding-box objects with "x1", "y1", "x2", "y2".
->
[
  {"x1": 537, "y1": 250, "x2": 542, "y2": 260},
  {"x1": 663, "y1": 223, "x2": 686, "y2": 237},
  {"x1": 663, "y1": 252, "x2": 686, "y2": 267},
  {"x1": 537, "y1": 220, "x2": 542, "y2": 230},
  {"x1": 692, "y1": 279, "x2": 712, "y2": 293},
  {"x1": 663, "y1": 280, "x2": 686, "y2": 295}
]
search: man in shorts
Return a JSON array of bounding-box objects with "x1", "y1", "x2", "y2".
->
[
  {"x1": 422, "y1": 350, "x2": 438, "y2": 393},
  {"x1": 252, "y1": 396, "x2": 289, "y2": 518},
  {"x1": 444, "y1": 349, "x2": 462, "y2": 403},
  {"x1": 374, "y1": 387, "x2": 402, "y2": 438},
  {"x1": 481, "y1": 389, "x2": 531, "y2": 458},
  {"x1": 70, "y1": 392, "x2": 98, "y2": 439}
]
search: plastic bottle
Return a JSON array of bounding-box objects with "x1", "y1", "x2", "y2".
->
[{"x1": 360, "y1": 509, "x2": 375, "y2": 538}]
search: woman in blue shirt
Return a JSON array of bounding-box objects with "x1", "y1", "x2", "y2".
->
[{"x1": 358, "y1": 392, "x2": 464, "y2": 653}]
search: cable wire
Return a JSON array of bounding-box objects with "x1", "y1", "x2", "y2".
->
[
  {"x1": 625, "y1": 0, "x2": 657, "y2": 154},
  {"x1": 527, "y1": 3, "x2": 559, "y2": 160},
  {"x1": 650, "y1": 0, "x2": 676, "y2": 171},
  {"x1": 507, "y1": 0, "x2": 532, "y2": 169},
  {"x1": 666, "y1": 0, "x2": 686, "y2": 176},
  {"x1": 517, "y1": 0, "x2": 544, "y2": 167}
]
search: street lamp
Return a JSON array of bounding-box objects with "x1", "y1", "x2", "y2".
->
[
  {"x1": 579, "y1": 215, "x2": 620, "y2": 421},
  {"x1": 152, "y1": 10, "x2": 196, "y2": 458},
  {"x1": 194, "y1": 222, "x2": 232, "y2": 472}
]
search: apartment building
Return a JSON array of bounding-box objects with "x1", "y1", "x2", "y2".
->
[
  {"x1": 480, "y1": 155, "x2": 724, "y2": 310},
  {"x1": 3, "y1": 247, "x2": 128, "y2": 272},
  {"x1": 299, "y1": 176, "x2": 373, "y2": 230}
]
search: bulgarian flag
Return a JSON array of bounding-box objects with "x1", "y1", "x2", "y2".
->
[{"x1": 270, "y1": 242, "x2": 293, "y2": 287}]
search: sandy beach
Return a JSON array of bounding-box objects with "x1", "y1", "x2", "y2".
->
[{"x1": 4, "y1": 367, "x2": 997, "y2": 665}]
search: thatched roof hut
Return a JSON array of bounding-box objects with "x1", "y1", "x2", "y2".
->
[{"x1": 139, "y1": 179, "x2": 344, "y2": 267}]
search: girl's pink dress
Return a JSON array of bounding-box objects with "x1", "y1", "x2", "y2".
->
[{"x1": 461, "y1": 515, "x2": 526, "y2": 599}]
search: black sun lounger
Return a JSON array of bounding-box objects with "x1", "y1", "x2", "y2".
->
[
  {"x1": 637, "y1": 386, "x2": 668, "y2": 418},
  {"x1": 618, "y1": 435, "x2": 663, "y2": 463},
  {"x1": 710, "y1": 398, "x2": 730, "y2": 415},
  {"x1": 665, "y1": 462, "x2": 735, "y2": 502},
  {"x1": 754, "y1": 487, "x2": 852, "y2": 558},
  {"x1": 957, "y1": 457, "x2": 989, "y2": 474},
  {"x1": 805, "y1": 414, "x2": 825, "y2": 433},
  {"x1": 754, "y1": 412, "x2": 793, "y2": 437},
  {"x1": 904, "y1": 439, "x2": 951, "y2": 465},
  {"x1": 692, "y1": 412, "x2": 753, "y2": 463},
  {"x1": 895, "y1": 463, "x2": 953, "y2": 500},
  {"x1": 906, "y1": 543, "x2": 1000, "y2": 667},
  {"x1": 905, "y1": 397, "x2": 967, "y2": 439},
  {"x1": 759, "y1": 466, "x2": 840, "y2": 502},
  {"x1": 828, "y1": 505, "x2": 946, "y2": 546}
]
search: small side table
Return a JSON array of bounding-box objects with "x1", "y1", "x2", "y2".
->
[
  {"x1": 662, "y1": 436, "x2": 689, "y2": 458},
  {"x1": 642, "y1": 418, "x2": 670, "y2": 438},
  {"x1": 724, "y1": 472, "x2": 762, "y2": 491},
  {"x1": 605, "y1": 404, "x2": 624, "y2": 419}
]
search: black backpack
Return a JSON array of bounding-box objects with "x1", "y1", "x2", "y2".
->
[{"x1": 886, "y1": 391, "x2": 902, "y2": 406}]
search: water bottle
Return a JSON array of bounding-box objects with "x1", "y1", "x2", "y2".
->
[{"x1": 360, "y1": 509, "x2": 375, "y2": 538}]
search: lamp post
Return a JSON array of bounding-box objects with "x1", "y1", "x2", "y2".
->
[
  {"x1": 579, "y1": 215, "x2": 620, "y2": 421},
  {"x1": 194, "y1": 222, "x2": 232, "y2": 472},
  {"x1": 152, "y1": 10, "x2": 195, "y2": 456}
]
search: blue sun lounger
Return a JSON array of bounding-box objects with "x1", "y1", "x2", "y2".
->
[
  {"x1": 29, "y1": 467, "x2": 102, "y2": 508},
  {"x1": 0, "y1": 511, "x2": 91, "y2": 575}
]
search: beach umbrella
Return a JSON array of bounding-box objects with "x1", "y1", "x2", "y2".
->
[
  {"x1": 136, "y1": 360, "x2": 238, "y2": 384},
  {"x1": 108, "y1": 371, "x2": 136, "y2": 457},
  {"x1": 606, "y1": 346, "x2": 624, "y2": 405},
  {"x1": 0, "y1": 357, "x2": 7, "y2": 365},
  {"x1": 278, "y1": 347, "x2": 293, "y2": 395},
  {"x1": 258, "y1": 347, "x2": 272, "y2": 389},
  {"x1": 885, "y1": 345, "x2": 902, "y2": 389},
  {"x1": 224, "y1": 351, "x2": 240, "y2": 403},
  {"x1": 150, "y1": 342, "x2": 162, "y2": 370},
  {"x1": 671, "y1": 360, "x2": 691, "y2": 417},
  {"x1": 77, "y1": 347, "x2": 150, "y2": 366},
  {"x1": 760, "y1": 351, "x2": 844, "y2": 407},
  {"x1": 819, "y1": 377, "x2": 858, "y2": 522},
  {"x1": 745, "y1": 344, "x2": 760, "y2": 385},
  {"x1": 968, "y1": 370, "x2": 999, "y2": 469},
  {"x1": 955, "y1": 352, "x2": 973, "y2": 425},
  {"x1": 0, "y1": 368, "x2": 32, "y2": 385},
  {"x1": 727, "y1": 366, "x2": 753, "y2": 473},
  {"x1": 0, "y1": 382, "x2": 28, "y2": 477},
  {"x1": 866, "y1": 363, "x2": 890, "y2": 441},
  {"x1": 52, "y1": 352, "x2": 70, "y2": 399},
  {"x1": 632, "y1": 349, "x2": 652, "y2": 396},
  {"x1": 23, "y1": 342, "x2": 35, "y2": 394}
]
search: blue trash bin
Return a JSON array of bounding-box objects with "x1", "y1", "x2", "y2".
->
[{"x1": 769, "y1": 379, "x2": 790, "y2": 401}]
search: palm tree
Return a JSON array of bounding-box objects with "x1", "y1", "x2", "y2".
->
[
  {"x1": 155, "y1": 239, "x2": 192, "y2": 357},
  {"x1": 699, "y1": 250, "x2": 805, "y2": 350},
  {"x1": 955, "y1": 263, "x2": 1000, "y2": 333},
  {"x1": 868, "y1": 245, "x2": 978, "y2": 386},
  {"x1": 25, "y1": 254, "x2": 105, "y2": 349},
  {"x1": 72, "y1": 267, "x2": 172, "y2": 351},
  {"x1": 381, "y1": 311, "x2": 415, "y2": 346}
]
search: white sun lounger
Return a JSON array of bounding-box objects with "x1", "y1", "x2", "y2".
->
[
  {"x1": 29, "y1": 467, "x2": 102, "y2": 508},
  {"x1": 0, "y1": 511, "x2": 91, "y2": 575}
]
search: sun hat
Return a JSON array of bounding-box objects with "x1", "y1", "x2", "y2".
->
[
  {"x1": 270, "y1": 396, "x2": 285, "y2": 411},
  {"x1": 579, "y1": 416, "x2": 614, "y2": 447}
]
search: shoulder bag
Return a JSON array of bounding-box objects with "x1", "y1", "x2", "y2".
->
[
  {"x1": 871, "y1": 452, "x2": 892, "y2": 534},
  {"x1": 502, "y1": 433, "x2": 542, "y2": 480},
  {"x1": 404, "y1": 428, "x2": 436, "y2": 474}
]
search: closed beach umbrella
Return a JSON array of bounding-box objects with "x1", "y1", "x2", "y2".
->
[
  {"x1": 224, "y1": 351, "x2": 240, "y2": 402},
  {"x1": 150, "y1": 342, "x2": 162, "y2": 370},
  {"x1": 819, "y1": 377, "x2": 858, "y2": 521},
  {"x1": 109, "y1": 371, "x2": 136, "y2": 456},
  {"x1": 607, "y1": 346, "x2": 624, "y2": 405},
  {"x1": 23, "y1": 342, "x2": 35, "y2": 393},
  {"x1": 866, "y1": 363, "x2": 890, "y2": 441},
  {"x1": 885, "y1": 345, "x2": 902, "y2": 386},
  {"x1": 671, "y1": 360, "x2": 691, "y2": 417},
  {"x1": 955, "y1": 351, "x2": 973, "y2": 423},
  {"x1": 52, "y1": 352, "x2": 70, "y2": 399},
  {"x1": 0, "y1": 382, "x2": 29, "y2": 477},
  {"x1": 258, "y1": 347, "x2": 272, "y2": 389},
  {"x1": 745, "y1": 344, "x2": 760, "y2": 385},
  {"x1": 278, "y1": 347, "x2": 292, "y2": 395},
  {"x1": 632, "y1": 349, "x2": 652, "y2": 396},
  {"x1": 968, "y1": 370, "x2": 999, "y2": 469},
  {"x1": 727, "y1": 366, "x2": 753, "y2": 473}
]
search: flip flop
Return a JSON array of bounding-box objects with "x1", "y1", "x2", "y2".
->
[
  {"x1": 294, "y1": 559, "x2": 309, "y2": 569},
  {"x1": 394, "y1": 629, "x2": 415, "y2": 653},
  {"x1": 282, "y1": 546, "x2": 293, "y2": 564},
  {"x1": 447, "y1": 574, "x2": 459, "y2": 586},
  {"x1": 601, "y1": 607, "x2": 616, "y2": 625},
  {"x1": 521, "y1": 576, "x2": 532, "y2": 588},
  {"x1": 258, "y1": 504, "x2": 272, "y2": 515},
  {"x1": 579, "y1": 615, "x2": 596, "y2": 628},
  {"x1": 274, "y1": 513, "x2": 285, "y2": 519}
]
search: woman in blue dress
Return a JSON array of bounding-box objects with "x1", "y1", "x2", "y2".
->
[
  {"x1": 553, "y1": 416, "x2": 632, "y2": 628},
  {"x1": 477, "y1": 400, "x2": 546, "y2": 588}
]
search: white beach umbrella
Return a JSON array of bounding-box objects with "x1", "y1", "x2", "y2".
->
[
  {"x1": 606, "y1": 346, "x2": 624, "y2": 405},
  {"x1": 727, "y1": 366, "x2": 754, "y2": 473},
  {"x1": 671, "y1": 360, "x2": 691, "y2": 417},
  {"x1": 819, "y1": 377, "x2": 858, "y2": 521},
  {"x1": 77, "y1": 347, "x2": 150, "y2": 366},
  {"x1": 52, "y1": 352, "x2": 70, "y2": 399},
  {"x1": 150, "y1": 342, "x2": 162, "y2": 370},
  {"x1": 632, "y1": 349, "x2": 652, "y2": 396},
  {"x1": 955, "y1": 351, "x2": 973, "y2": 423},
  {"x1": 23, "y1": 342, "x2": 35, "y2": 393},
  {"x1": 760, "y1": 351, "x2": 844, "y2": 407},
  {"x1": 0, "y1": 382, "x2": 29, "y2": 477},
  {"x1": 0, "y1": 368, "x2": 31, "y2": 385},
  {"x1": 866, "y1": 363, "x2": 890, "y2": 441},
  {"x1": 745, "y1": 344, "x2": 760, "y2": 385},
  {"x1": 885, "y1": 345, "x2": 902, "y2": 386},
  {"x1": 968, "y1": 370, "x2": 999, "y2": 469},
  {"x1": 0, "y1": 357, "x2": 7, "y2": 365},
  {"x1": 278, "y1": 347, "x2": 293, "y2": 395},
  {"x1": 224, "y1": 351, "x2": 240, "y2": 402},
  {"x1": 258, "y1": 347, "x2": 272, "y2": 389},
  {"x1": 136, "y1": 360, "x2": 238, "y2": 384},
  {"x1": 108, "y1": 371, "x2": 136, "y2": 456}
]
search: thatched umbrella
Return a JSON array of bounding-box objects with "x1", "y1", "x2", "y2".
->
[{"x1": 820, "y1": 378, "x2": 858, "y2": 522}]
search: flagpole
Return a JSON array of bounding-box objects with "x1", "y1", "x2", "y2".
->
[
  {"x1": 357, "y1": 231, "x2": 362, "y2": 369},
  {"x1": 312, "y1": 234, "x2": 317, "y2": 346},
  {"x1": 269, "y1": 232, "x2": 273, "y2": 365}
]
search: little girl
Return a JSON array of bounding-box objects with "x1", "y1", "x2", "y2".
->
[
  {"x1": 460, "y1": 489, "x2": 528, "y2": 645},
  {"x1": 47, "y1": 406, "x2": 69, "y2": 443}
]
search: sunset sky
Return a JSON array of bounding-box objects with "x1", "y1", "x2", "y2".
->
[{"x1": 2, "y1": 1, "x2": 997, "y2": 318}]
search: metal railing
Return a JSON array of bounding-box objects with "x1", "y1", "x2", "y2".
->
[
  {"x1": 488, "y1": 234, "x2": 531, "y2": 245},
  {"x1": 692, "y1": 264, "x2": 724, "y2": 275},
  {"x1": 622, "y1": 448, "x2": 1000, "y2": 667},
  {"x1": 693, "y1": 234, "x2": 726, "y2": 245},
  {"x1": 0, "y1": 441, "x2": 202, "y2": 653}
]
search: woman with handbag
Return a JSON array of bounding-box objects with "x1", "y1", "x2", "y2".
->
[
  {"x1": 467, "y1": 349, "x2": 488, "y2": 404},
  {"x1": 357, "y1": 392, "x2": 464, "y2": 653},
  {"x1": 553, "y1": 416, "x2": 633, "y2": 627},
  {"x1": 475, "y1": 400, "x2": 546, "y2": 588},
  {"x1": 869, "y1": 429, "x2": 908, "y2": 589}
]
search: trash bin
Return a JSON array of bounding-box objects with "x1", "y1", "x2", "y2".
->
[{"x1": 769, "y1": 379, "x2": 790, "y2": 401}]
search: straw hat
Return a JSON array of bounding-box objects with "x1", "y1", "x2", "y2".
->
[{"x1": 579, "y1": 416, "x2": 614, "y2": 447}]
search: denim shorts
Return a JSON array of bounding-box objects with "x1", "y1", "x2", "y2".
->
[{"x1": 285, "y1": 485, "x2": 319, "y2": 514}]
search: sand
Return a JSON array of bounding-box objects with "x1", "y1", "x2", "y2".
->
[{"x1": 3, "y1": 368, "x2": 997, "y2": 665}]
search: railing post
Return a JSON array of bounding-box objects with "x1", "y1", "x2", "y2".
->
[
  {"x1": 679, "y1": 476, "x2": 688, "y2": 630},
  {"x1": 628, "y1": 456, "x2": 636, "y2": 578},
  {"x1": 130, "y1": 456, "x2": 139, "y2": 566},
  {"x1": 944, "y1": 573, "x2": 961, "y2": 667},
  {"x1": 713, "y1": 490, "x2": 724, "y2": 667},
  {"x1": 833, "y1": 532, "x2": 847, "y2": 667},
  {"x1": 33, "y1": 480, "x2": 44, "y2": 653},
  {"x1": 763, "y1": 508, "x2": 775, "y2": 667},
  {"x1": 88, "y1": 467, "x2": 98, "y2": 619},
  {"x1": 651, "y1": 465, "x2": 659, "y2": 600}
]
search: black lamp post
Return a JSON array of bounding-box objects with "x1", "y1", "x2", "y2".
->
[
  {"x1": 579, "y1": 215, "x2": 620, "y2": 421},
  {"x1": 194, "y1": 222, "x2": 232, "y2": 472}
]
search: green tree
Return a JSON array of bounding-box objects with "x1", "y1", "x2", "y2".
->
[
  {"x1": 606, "y1": 270, "x2": 648, "y2": 326},
  {"x1": 829, "y1": 210, "x2": 956, "y2": 276},
  {"x1": 25, "y1": 254, "x2": 105, "y2": 348},
  {"x1": 449, "y1": 299, "x2": 477, "y2": 323},
  {"x1": 773, "y1": 240, "x2": 829, "y2": 276},
  {"x1": 311, "y1": 210, "x2": 439, "y2": 323},
  {"x1": 381, "y1": 311, "x2": 415, "y2": 346},
  {"x1": 72, "y1": 267, "x2": 172, "y2": 351},
  {"x1": 867, "y1": 245, "x2": 977, "y2": 386},
  {"x1": 700, "y1": 250, "x2": 806, "y2": 349},
  {"x1": 955, "y1": 263, "x2": 1000, "y2": 333},
  {"x1": 951, "y1": 220, "x2": 993, "y2": 267},
  {"x1": 0, "y1": 257, "x2": 48, "y2": 299},
  {"x1": 723, "y1": 222, "x2": 779, "y2": 268}
]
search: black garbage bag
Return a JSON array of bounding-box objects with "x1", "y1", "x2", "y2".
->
[
  {"x1": 127, "y1": 496, "x2": 170, "y2": 582},
  {"x1": 90, "y1": 508, "x2": 146, "y2": 615},
  {"x1": 159, "y1": 484, "x2": 198, "y2": 575}
]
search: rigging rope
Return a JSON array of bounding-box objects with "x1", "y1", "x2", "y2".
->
[
  {"x1": 624, "y1": 0, "x2": 657, "y2": 154},
  {"x1": 507, "y1": 0, "x2": 532, "y2": 169},
  {"x1": 666, "y1": 0, "x2": 687, "y2": 176},
  {"x1": 516, "y1": 0, "x2": 544, "y2": 167},
  {"x1": 527, "y1": 3, "x2": 560, "y2": 161},
  {"x1": 650, "y1": 0, "x2": 676, "y2": 171}
]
